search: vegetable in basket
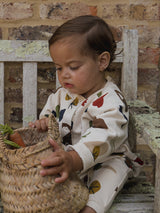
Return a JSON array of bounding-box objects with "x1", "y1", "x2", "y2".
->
[{"x1": 0, "y1": 124, "x2": 25, "y2": 148}]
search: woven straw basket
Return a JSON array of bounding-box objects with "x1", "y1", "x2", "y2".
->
[{"x1": 0, "y1": 114, "x2": 89, "y2": 213}]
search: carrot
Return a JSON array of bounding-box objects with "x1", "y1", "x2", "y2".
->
[
  {"x1": 0, "y1": 124, "x2": 26, "y2": 148},
  {"x1": 9, "y1": 132, "x2": 26, "y2": 147}
]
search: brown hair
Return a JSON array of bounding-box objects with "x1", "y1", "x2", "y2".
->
[{"x1": 49, "y1": 15, "x2": 116, "y2": 66}]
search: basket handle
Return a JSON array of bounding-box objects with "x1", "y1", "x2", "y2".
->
[{"x1": 47, "y1": 113, "x2": 62, "y2": 148}]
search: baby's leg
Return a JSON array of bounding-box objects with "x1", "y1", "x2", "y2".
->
[{"x1": 85, "y1": 156, "x2": 132, "y2": 213}]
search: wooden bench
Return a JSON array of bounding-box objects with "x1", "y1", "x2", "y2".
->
[
  {"x1": 0, "y1": 29, "x2": 138, "y2": 126},
  {"x1": 109, "y1": 99, "x2": 160, "y2": 213},
  {"x1": 0, "y1": 29, "x2": 159, "y2": 213}
]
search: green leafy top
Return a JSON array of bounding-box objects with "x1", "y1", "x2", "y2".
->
[
  {"x1": 0, "y1": 124, "x2": 14, "y2": 135},
  {"x1": 0, "y1": 124, "x2": 20, "y2": 148}
]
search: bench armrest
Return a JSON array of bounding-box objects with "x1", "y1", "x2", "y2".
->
[{"x1": 128, "y1": 100, "x2": 160, "y2": 158}]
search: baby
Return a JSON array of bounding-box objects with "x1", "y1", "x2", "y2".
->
[{"x1": 30, "y1": 15, "x2": 143, "y2": 213}]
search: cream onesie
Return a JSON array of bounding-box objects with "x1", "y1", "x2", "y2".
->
[{"x1": 40, "y1": 80, "x2": 143, "y2": 213}]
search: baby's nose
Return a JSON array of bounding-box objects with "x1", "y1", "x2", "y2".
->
[{"x1": 61, "y1": 68, "x2": 70, "y2": 78}]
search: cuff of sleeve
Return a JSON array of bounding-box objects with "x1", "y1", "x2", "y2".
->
[{"x1": 67, "y1": 143, "x2": 94, "y2": 173}]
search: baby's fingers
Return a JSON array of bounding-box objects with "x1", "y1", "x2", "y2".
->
[
  {"x1": 55, "y1": 172, "x2": 69, "y2": 183},
  {"x1": 40, "y1": 166, "x2": 62, "y2": 177},
  {"x1": 49, "y1": 139, "x2": 61, "y2": 151},
  {"x1": 36, "y1": 119, "x2": 47, "y2": 131},
  {"x1": 41, "y1": 155, "x2": 63, "y2": 168},
  {"x1": 28, "y1": 122, "x2": 35, "y2": 128}
]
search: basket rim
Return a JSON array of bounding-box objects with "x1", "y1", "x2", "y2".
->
[{"x1": 0, "y1": 113, "x2": 61, "y2": 162}]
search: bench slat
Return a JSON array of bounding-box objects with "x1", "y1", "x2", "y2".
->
[
  {"x1": 0, "y1": 40, "x2": 123, "y2": 63},
  {"x1": 121, "y1": 29, "x2": 138, "y2": 101},
  {"x1": 0, "y1": 63, "x2": 4, "y2": 125},
  {"x1": 108, "y1": 193, "x2": 154, "y2": 213},
  {"x1": 109, "y1": 202, "x2": 153, "y2": 213},
  {"x1": 0, "y1": 40, "x2": 52, "y2": 62},
  {"x1": 23, "y1": 62, "x2": 37, "y2": 127}
]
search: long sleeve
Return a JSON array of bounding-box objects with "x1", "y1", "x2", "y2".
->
[{"x1": 67, "y1": 86, "x2": 129, "y2": 173}]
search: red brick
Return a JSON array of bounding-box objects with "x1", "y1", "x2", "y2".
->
[
  {"x1": 138, "y1": 87, "x2": 157, "y2": 109},
  {"x1": 139, "y1": 47, "x2": 160, "y2": 65},
  {"x1": 89, "y1": 6, "x2": 97, "y2": 16},
  {"x1": 135, "y1": 25, "x2": 160, "y2": 46},
  {"x1": 0, "y1": 3, "x2": 33, "y2": 20},
  {"x1": 6, "y1": 63, "x2": 22, "y2": 85},
  {"x1": 148, "y1": 3, "x2": 159, "y2": 20},
  {"x1": 109, "y1": 25, "x2": 127, "y2": 42},
  {"x1": 38, "y1": 88, "x2": 55, "y2": 107},
  {"x1": 102, "y1": 4, "x2": 129, "y2": 19},
  {"x1": 37, "y1": 63, "x2": 56, "y2": 106},
  {"x1": 38, "y1": 64, "x2": 56, "y2": 83},
  {"x1": 5, "y1": 88, "x2": 22, "y2": 103},
  {"x1": 40, "y1": 3, "x2": 95, "y2": 20},
  {"x1": 130, "y1": 3, "x2": 159, "y2": 20},
  {"x1": 8, "y1": 25, "x2": 56, "y2": 40},
  {"x1": 130, "y1": 4, "x2": 146, "y2": 20},
  {"x1": 138, "y1": 68, "x2": 159, "y2": 109},
  {"x1": 10, "y1": 107, "x2": 22, "y2": 123},
  {"x1": 138, "y1": 68, "x2": 159, "y2": 85}
]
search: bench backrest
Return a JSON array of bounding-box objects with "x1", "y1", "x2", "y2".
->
[{"x1": 0, "y1": 29, "x2": 138, "y2": 126}]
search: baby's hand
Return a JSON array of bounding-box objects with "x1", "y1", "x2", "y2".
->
[
  {"x1": 40, "y1": 138, "x2": 74, "y2": 183},
  {"x1": 29, "y1": 117, "x2": 49, "y2": 131}
]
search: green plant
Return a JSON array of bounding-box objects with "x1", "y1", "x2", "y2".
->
[{"x1": 0, "y1": 124, "x2": 21, "y2": 148}]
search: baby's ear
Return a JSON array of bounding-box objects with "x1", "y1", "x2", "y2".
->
[{"x1": 98, "y1": 51, "x2": 110, "y2": 71}]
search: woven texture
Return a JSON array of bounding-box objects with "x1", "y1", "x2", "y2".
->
[{"x1": 0, "y1": 114, "x2": 89, "y2": 213}]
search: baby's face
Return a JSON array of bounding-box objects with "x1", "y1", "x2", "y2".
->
[{"x1": 49, "y1": 36, "x2": 107, "y2": 98}]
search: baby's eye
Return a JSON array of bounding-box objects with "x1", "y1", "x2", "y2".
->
[{"x1": 70, "y1": 66, "x2": 80, "y2": 70}]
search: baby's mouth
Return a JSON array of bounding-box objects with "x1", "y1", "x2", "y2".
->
[{"x1": 64, "y1": 83, "x2": 74, "y2": 89}]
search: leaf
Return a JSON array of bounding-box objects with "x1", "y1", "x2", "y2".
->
[
  {"x1": 0, "y1": 124, "x2": 21, "y2": 148},
  {"x1": 0, "y1": 124, "x2": 14, "y2": 135},
  {"x1": 4, "y1": 139, "x2": 21, "y2": 148}
]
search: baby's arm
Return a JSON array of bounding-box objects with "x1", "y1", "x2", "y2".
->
[
  {"x1": 40, "y1": 138, "x2": 83, "y2": 183},
  {"x1": 29, "y1": 117, "x2": 49, "y2": 131}
]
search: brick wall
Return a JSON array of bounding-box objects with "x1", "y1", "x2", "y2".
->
[{"x1": 0, "y1": 0, "x2": 159, "y2": 127}]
